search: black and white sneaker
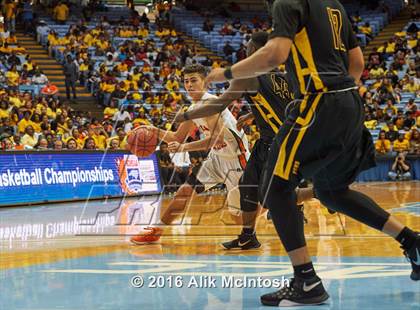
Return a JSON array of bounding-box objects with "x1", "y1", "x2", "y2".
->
[
  {"x1": 221, "y1": 232, "x2": 261, "y2": 250},
  {"x1": 403, "y1": 232, "x2": 420, "y2": 281},
  {"x1": 260, "y1": 276, "x2": 329, "y2": 307}
]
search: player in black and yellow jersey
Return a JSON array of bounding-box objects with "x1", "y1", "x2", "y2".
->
[
  {"x1": 171, "y1": 31, "x2": 316, "y2": 250},
  {"x1": 205, "y1": 0, "x2": 419, "y2": 306}
]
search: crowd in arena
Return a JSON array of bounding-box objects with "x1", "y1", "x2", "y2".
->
[
  {"x1": 0, "y1": 0, "x2": 418, "y2": 184},
  {"x1": 356, "y1": 18, "x2": 419, "y2": 156}
]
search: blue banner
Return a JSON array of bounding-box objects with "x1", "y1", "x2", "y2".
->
[{"x1": 0, "y1": 151, "x2": 162, "y2": 207}]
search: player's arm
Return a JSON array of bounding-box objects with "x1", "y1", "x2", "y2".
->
[
  {"x1": 174, "y1": 78, "x2": 258, "y2": 122},
  {"x1": 348, "y1": 47, "x2": 364, "y2": 83},
  {"x1": 139, "y1": 120, "x2": 195, "y2": 143},
  {"x1": 206, "y1": 0, "x2": 306, "y2": 82},
  {"x1": 345, "y1": 10, "x2": 364, "y2": 84},
  {"x1": 168, "y1": 114, "x2": 224, "y2": 152}
]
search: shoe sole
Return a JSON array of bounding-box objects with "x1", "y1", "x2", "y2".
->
[
  {"x1": 220, "y1": 243, "x2": 262, "y2": 250},
  {"x1": 261, "y1": 292, "x2": 330, "y2": 307},
  {"x1": 410, "y1": 271, "x2": 419, "y2": 281},
  {"x1": 130, "y1": 240, "x2": 161, "y2": 245}
]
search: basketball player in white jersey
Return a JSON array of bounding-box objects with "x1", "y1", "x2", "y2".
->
[{"x1": 130, "y1": 64, "x2": 249, "y2": 244}]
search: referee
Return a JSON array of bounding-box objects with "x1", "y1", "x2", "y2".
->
[{"x1": 205, "y1": 0, "x2": 419, "y2": 306}]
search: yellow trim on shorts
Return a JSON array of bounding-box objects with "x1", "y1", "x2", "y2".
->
[{"x1": 274, "y1": 93, "x2": 323, "y2": 180}]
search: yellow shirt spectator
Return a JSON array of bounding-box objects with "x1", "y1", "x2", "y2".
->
[
  {"x1": 385, "y1": 42, "x2": 395, "y2": 53},
  {"x1": 6, "y1": 70, "x2": 19, "y2": 86},
  {"x1": 21, "y1": 134, "x2": 37, "y2": 147},
  {"x1": 93, "y1": 134, "x2": 107, "y2": 149},
  {"x1": 9, "y1": 96, "x2": 23, "y2": 108},
  {"x1": 137, "y1": 28, "x2": 149, "y2": 37},
  {"x1": 393, "y1": 139, "x2": 410, "y2": 152},
  {"x1": 133, "y1": 118, "x2": 151, "y2": 126},
  {"x1": 0, "y1": 108, "x2": 9, "y2": 118},
  {"x1": 166, "y1": 79, "x2": 179, "y2": 91},
  {"x1": 370, "y1": 67, "x2": 384, "y2": 79},
  {"x1": 54, "y1": 3, "x2": 69, "y2": 22},
  {"x1": 364, "y1": 119, "x2": 377, "y2": 130},
  {"x1": 403, "y1": 82, "x2": 419, "y2": 93},
  {"x1": 131, "y1": 92, "x2": 141, "y2": 100},
  {"x1": 375, "y1": 139, "x2": 391, "y2": 154},
  {"x1": 407, "y1": 39, "x2": 417, "y2": 49},
  {"x1": 104, "y1": 107, "x2": 118, "y2": 118},
  {"x1": 4, "y1": 2, "x2": 17, "y2": 19},
  {"x1": 117, "y1": 63, "x2": 128, "y2": 72},
  {"x1": 18, "y1": 118, "x2": 35, "y2": 133}
]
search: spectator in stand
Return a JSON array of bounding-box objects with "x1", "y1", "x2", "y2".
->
[
  {"x1": 383, "y1": 99, "x2": 397, "y2": 119},
  {"x1": 203, "y1": 18, "x2": 214, "y2": 33},
  {"x1": 4, "y1": 0, "x2": 17, "y2": 33},
  {"x1": 393, "y1": 133, "x2": 410, "y2": 153},
  {"x1": 369, "y1": 64, "x2": 384, "y2": 79},
  {"x1": 383, "y1": 120, "x2": 399, "y2": 142},
  {"x1": 219, "y1": 22, "x2": 235, "y2": 36},
  {"x1": 31, "y1": 70, "x2": 49, "y2": 85},
  {"x1": 63, "y1": 55, "x2": 78, "y2": 102},
  {"x1": 359, "y1": 22, "x2": 373, "y2": 41},
  {"x1": 34, "y1": 137, "x2": 49, "y2": 150},
  {"x1": 66, "y1": 137, "x2": 78, "y2": 150},
  {"x1": 403, "y1": 111, "x2": 416, "y2": 130},
  {"x1": 0, "y1": 136, "x2": 14, "y2": 150},
  {"x1": 53, "y1": 2, "x2": 69, "y2": 25},
  {"x1": 21, "y1": 0, "x2": 34, "y2": 35},
  {"x1": 21, "y1": 125, "x2": 37, "y2": 148},
  {"x1": 223, "y1": 41, "x2": 234, "y2": 63},
  {"x1": 54, "y1": 139, "x2": 64, "y2": 151},
  {"x1": 408, "y1": 129, "x2": 420, "y2": 155},
  {"x1": 84, "y1": 137, "x2": 96, "y2": 150},
  {"x1": 375, "y1": 131, "x2": 391, "y2": 154},
  {"x1": 236, "y1": 44, "x2": 247, "y2": 62},
  {"x1": 403, "y1": 78, "x2": 419, "y2": 93},
  {"x1": 389, "y1": 152, "x2": 411, "y2": 181},
  {"x1": 232, "y1": 18, "x2": 242, "y2": 30}
]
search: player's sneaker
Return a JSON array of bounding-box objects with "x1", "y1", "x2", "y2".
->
[
  {"x1": 260, "y1": 276, "x2": 329, "y2": 307},
  {"x1": 403, "y1": 232, "x2": 420, "y2": 281},
  {"x1": 130, "y1": 227, "x2": 163, "y2": 245},
  {"x1": 221, "y1": 232, "x2": 261, "y2": 250}
]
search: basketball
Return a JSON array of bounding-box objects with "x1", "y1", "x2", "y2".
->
[{"x1": 126, "y1": 127, "x2": 158, "y2": 158}]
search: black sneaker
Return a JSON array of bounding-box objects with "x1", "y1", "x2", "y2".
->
[
  {"x1": 403, "y1": 232, "x2": 420, "y2": 281},
  {"x1": 261, "y1": 276, "x2": 329, "y2": 307},
  {"x1": 221, "y1": 232, "x2": 261, "y2": 250}
]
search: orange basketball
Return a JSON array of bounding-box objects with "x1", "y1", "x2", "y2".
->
[{"x1": 126, "y1": 127, "x2": 158, "y2": 158}]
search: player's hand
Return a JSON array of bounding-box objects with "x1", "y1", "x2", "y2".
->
[
  {"x1": 205, "y1": 68, "x2": 227, "y2": 84},
  {"x1": 168, "y1": 141, "x2": 183, "y2": 153},
  {"x1": 236, "y1": 113, "x2": 254, "y2": 131}
]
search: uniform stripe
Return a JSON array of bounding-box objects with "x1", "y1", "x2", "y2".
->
[
  {"x1": 274, "y1": 94, "x2": 323, "y2": 180},
  {"x1": 291, "y1": 45, "x2": 306, "y2": 95},
  {"x1": 293, "y1": 27, "x2": 325, "y2": 93},
  {"x1": 229, "y1": 129, "x2": 247, "y2": 170},
  {"x1": 250, "y1": 93, "x2": 283, "y2": 134}
]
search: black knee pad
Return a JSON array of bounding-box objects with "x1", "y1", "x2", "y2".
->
[
  {"x1": 260, "y1": 175, "x2": 298, "y2": 211},
  {"x1": 186, "y1": 172, "x2": 205, "y2": 194},
  {"x1": 239, "y1": 183, "x2": 259, "y2": 212}
]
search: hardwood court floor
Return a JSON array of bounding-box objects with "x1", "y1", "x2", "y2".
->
[{"x1": 0, "y1": 182, "x2": 419, "y2": 309}]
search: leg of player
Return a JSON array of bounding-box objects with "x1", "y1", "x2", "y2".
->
[
  {"x1": 160, "y1": 183, "x2": 196, "y2": 224},
  {"x1": 130, "y1": 184, "x2": 196, "y2": 245},
  {"x1": 316, "y1": 187, "x2": 420, "y2": 281}
]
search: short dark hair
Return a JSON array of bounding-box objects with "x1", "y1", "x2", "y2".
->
[
  {"x1": 251, "y1": 31, "x2": 269, "y2": 48},
  {"x1": 184, "y1": 64, "x2": 207, "y2": 77}
]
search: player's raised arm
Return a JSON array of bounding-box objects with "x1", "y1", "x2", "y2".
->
[
  {"x1": 168, "y1": 113, "x2": 224, "y2": 153},
  {"x1": 137, "y1": 120, "x2": 195, "y2": 144},
  {"x1": 173, "y1": 78, "x2": 258, "y2": 123}
]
